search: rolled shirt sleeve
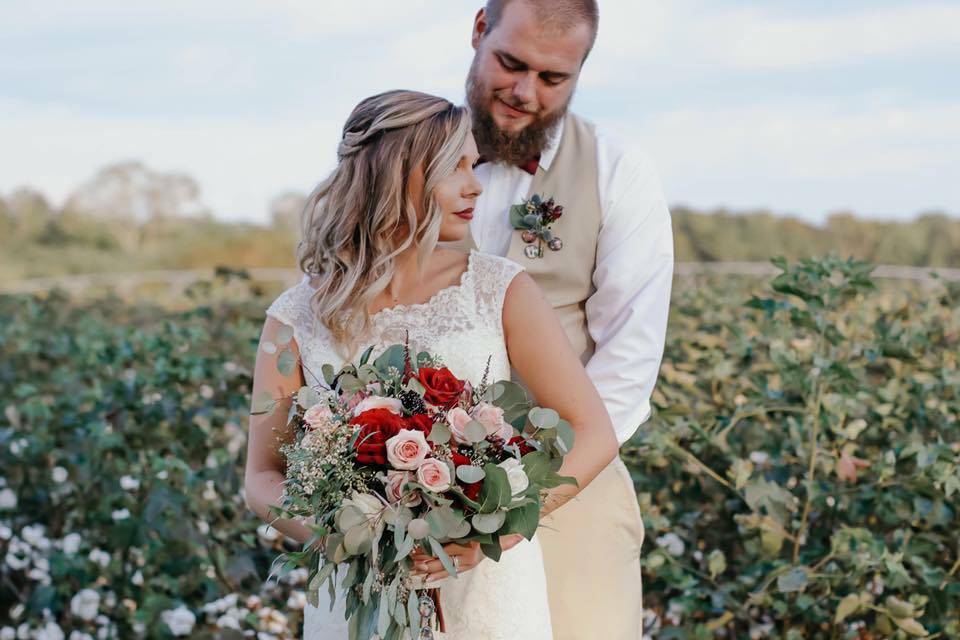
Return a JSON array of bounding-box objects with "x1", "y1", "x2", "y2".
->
[{"x1": 585, "y1": 141, "x2": 674, "y2": 445}]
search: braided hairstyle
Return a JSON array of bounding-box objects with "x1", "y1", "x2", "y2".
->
[{"x1": 296, "y1": 90, "x2": 471, "y2": 356}]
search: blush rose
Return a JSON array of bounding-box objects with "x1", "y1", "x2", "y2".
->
[{"x1": 385, "y1": 429, "x2": 431, "y2": 471}]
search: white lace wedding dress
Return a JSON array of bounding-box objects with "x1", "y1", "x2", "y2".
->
[{"x1": 265, "y1": 249, "x2": 553, "y2": 640}]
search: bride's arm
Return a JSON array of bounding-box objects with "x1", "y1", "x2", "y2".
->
[
  {"x1": 503, "y1": 272, "x2": 620, "y2": 518},
  {"x1": 243, "y1": 316, "x2": 317, "y2": 546}
]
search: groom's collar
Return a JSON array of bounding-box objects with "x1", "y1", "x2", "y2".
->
[{"x1": 536, "y1": 117, "x2": 565, "y2": 173}]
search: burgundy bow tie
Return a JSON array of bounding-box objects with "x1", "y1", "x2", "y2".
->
[{"x1": 475, "y1": 154, "x2": 541, "y2": 175}]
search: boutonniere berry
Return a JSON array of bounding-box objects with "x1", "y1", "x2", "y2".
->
[{"x1": 509, "y1": 194, "x2": 564, "y2": 259}]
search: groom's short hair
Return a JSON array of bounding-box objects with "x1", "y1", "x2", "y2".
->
[{"x1": 483, "y1": 0, "x2": 599, "y2": 59}]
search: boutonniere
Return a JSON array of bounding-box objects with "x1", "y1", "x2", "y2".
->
[{"x1": 509, "y1": 194, "x2": 564, "y2": 259}]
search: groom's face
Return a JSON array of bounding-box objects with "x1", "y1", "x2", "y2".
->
[{"x1": 468, "y1": 2, "x2": 590, "y2": 137}]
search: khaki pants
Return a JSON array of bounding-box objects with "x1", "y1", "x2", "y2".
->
[{"x1": 538, "y1": 456, "x2": 646, "y2": 640}]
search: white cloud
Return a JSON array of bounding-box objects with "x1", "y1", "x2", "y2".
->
[
  {"x1": 588, "y1": 1, "x2": 960, "y2": 81},
  {"x1": 0, "y1": 100, "x2": 341, "y2": 223},
  {"x1": 606, "y1": 99, "x2": 960, "y2": 221},
  {"x1": 1, "y1": 1, "x2": 957, "y2": 224}
]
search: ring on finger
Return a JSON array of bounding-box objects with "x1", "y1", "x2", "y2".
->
[{"x1": 453, "y1": 556, "x2": 461, "y2": 571}]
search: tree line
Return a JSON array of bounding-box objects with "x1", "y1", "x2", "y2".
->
[{"x1": 1, "y1": 162, "x2": 957, "y2": 281}]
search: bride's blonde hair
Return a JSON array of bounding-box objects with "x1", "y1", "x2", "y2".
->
[{"x1": 297, "y1": 90, "x2": 471, "y2": 353}]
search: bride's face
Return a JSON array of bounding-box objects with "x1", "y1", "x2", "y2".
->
[{"x1": 430, "y1": 133, "x2": 483, "y2": 242}]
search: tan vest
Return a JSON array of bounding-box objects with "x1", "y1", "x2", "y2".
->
[{"x1": 447, "y1": 113, "x2": 602, "y2": 370}]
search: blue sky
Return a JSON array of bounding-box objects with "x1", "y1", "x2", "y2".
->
[{"x1": 1, "y1": 0, "x2": 957, "y2": 224}]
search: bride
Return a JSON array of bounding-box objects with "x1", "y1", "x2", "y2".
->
[{"x1": 244, "y1": 90, "x2": 618, "y2": 639}]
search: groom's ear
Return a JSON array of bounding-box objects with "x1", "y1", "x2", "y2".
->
[{"x1": 471, "y1": 8, "x2": 487, "y2": 50}]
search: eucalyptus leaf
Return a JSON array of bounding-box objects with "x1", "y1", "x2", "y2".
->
[
  {"x1": 260, "y1": 340, "x2": 277, "y2": 354},
  {"x1": 374, "y1": 344, "x2": 408, "y2": 376},
  {"x1": 456, "y1": 465, "x2": 486, "y2": 484},
  {"x1": 407, "y1": 518, "x2": 430, "y2": 540},
  {"x1": 529, "y1": 407, "x2": 560, "y2": 429},
  {"x1": 407, "y1": 590, "x2": 421, "y2": 634},
  {"x1": 428, "y1": 422, "x2": 451, "y2": 445},
  {"x1": 277, "y1": 348, "x2": 297, "y2": 376},
  {"x1": 322, "y1": 363, "x2": 336, "y2": 386},
  {"x1": 359, "y1": 345, "x2": 375, "y2": 366},
  {"x1": 502, "y1": 502, "x2": 539, "y2": 540},
  {"x1": 478, "y1": 464, "x2": 512, "y2": 513},
  {"x1": 377, "y1": 588, "x2": 391, "y2": 637},
  {"x1": 338, "y1": 374, "x2": 364, "y2": 394},
  {"x1": 465, "y1": 420, "x2": 488, "y2": 443},
  {"x1": 509, "y1": 204, "x2": 527, "y2": 228},
  {"x1": 471, "y1": 510, "x2": 506, "y2": 534},
  {"x1": 428, "y1": 537, "x2": 457, "y2": 577},
  {"x1": 554, "y1": 419, "x2": 574, "y2": 453},
  {"x1": 297, "y1": 386, "x2": 322, "y2": 410},
  {"x1": 251, "y1": 390, "x2": 276, "y2": 416}
]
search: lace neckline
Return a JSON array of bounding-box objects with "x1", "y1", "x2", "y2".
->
[{"x1": 370, "y1": 249, "x2": 477, "y2": 321}]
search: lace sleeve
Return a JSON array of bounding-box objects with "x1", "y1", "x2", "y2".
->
[
  {"x1": 265, "y1": 283, "x2": 311, "y2": 346},
  {"x1": 473, "y1": 252, "x2": 526, "y2": 336}
]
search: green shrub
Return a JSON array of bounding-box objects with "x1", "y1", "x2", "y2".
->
[
  {"x1": 628, "y1": 257, "x2": 960, "y2": 638},
  {"x1": 2, "y1": 258, "x2": 958, "y2": 639},
  {"x1": 0, "y1": 285, "x2": 308, "y2": 639}
]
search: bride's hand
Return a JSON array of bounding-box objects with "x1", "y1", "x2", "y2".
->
[
  {"x1": 410, "y1": 535, "x2": 525, "y2": 582},
  {"x1": 411, "y1": 541, "x2": 483, "y2": 583}
]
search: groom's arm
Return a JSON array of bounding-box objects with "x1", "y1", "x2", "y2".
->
[{"x1": 585, "y1": 140, "x2": 674, "y2": 446}]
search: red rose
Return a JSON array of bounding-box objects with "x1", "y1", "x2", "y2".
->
[
  {"x1": 508, "y1": 435, "x2": 535, "y2": 457},
  {"x1": 417, "y1": 367, "x2": 465, "y2": 410},
  {"x1": 405, "y1": 413, "x2": 435, "y2": 438},
  {"x1": 451, "y1": 452, "x2": 483, "y2": 502},
  {"x1": 351, "y1": 408, "x2": 406, "y2": 466}
]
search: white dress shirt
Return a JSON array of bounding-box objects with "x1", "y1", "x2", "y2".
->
[{"x1": 471, "y1": 118, "x2": 674, "y2": 445}]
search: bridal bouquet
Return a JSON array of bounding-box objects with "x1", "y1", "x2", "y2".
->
[{"x1": 254, "y1": 341, "x2": 576, "y2": 640}]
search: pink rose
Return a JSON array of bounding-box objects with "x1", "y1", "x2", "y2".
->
[
  {"x1": 446, "y1": 407, "x2": 473, "y2": 445},
  {"x1": 303, "y1": 403, "x2": 334, "y2": 430},
  {"x1": 353, "y1": 395, "x2": 404, "y2": 417},
  {"x1": 383, "y1": 470, "x2": 422, "y2": 507},
  {"x1": 385, "y1": 429, "x2": 431, "y2": 471},
  {"x1": 416, "y1": 458, "x2": 452, "y2": 493},
  {"x1": 472, "y1": 403, "x2": 511, "y2": 440}
]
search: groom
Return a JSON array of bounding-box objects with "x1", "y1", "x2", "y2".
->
[{"x1": 446, "y1": 1, "x2": 674, "y2": 637}]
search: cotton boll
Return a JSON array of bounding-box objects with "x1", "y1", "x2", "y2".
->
[
  {"x1": 160, "y1": 606, "x2": 196, "y2": 637},
  {"x1": 21, "y1": 524, "x2": 50, "y2": 550},
  {"x1": 655, "y1": 532, "x2": 686, "y2": 557},
  {"x1": 34, "y1": 622, "x2": 65, "y2": 640},
  {"x1": 70, "y1": 589, "x2": 101, "y2": 622},
  {"x1": 286, "y1": 591, "x2": 306, "y2": 610},
  {"x1": 88, "y1": 549, "x2": 110, "y2": 568},
  {"x1": 0, "y1": 489, "x2": 19, "y2": 510},
  {"x1": 61, "y1": 533, "x2": 82, "y2": 554},
  {"x1": 51, "y1": 467, "x2": 69, "y2": 484},
  {"x1": 256, "y1": 525, "x2": 279, "y2": 543},
  {"x1": 216, "y1": 615, "x2": 241, "y2": 630}
]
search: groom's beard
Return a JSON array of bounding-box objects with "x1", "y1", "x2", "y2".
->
[{"x1": 466, "y1": 61, "x2": 570, "y2": 166}]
